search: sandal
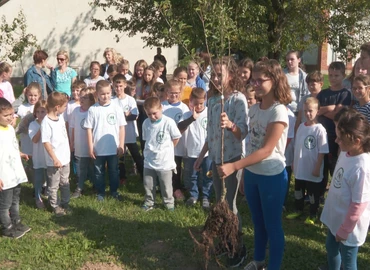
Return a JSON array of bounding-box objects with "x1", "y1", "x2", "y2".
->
[{"x1": 244, "y1": 261, "x2": 266, "y2": 270}]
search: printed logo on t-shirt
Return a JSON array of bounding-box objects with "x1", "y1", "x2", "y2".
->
[
  {"x1": 107, "y1": 113, "x2": 117, "y2": 125},
  {"x1": 80, "y1": 118, "x2": 87, "y2": 130},
  {"x1": 201, "y1": 117, "x2": 207, "y2": 129},
  {"x1": 156, "y1": 131, "x2": 165, "y2": 144},
  {"x1": 304, "y1": 135, "x2": 316, "y2": 150},
  {"x1": 12, "y1": 137, "x2": 19, "y2": 150},
  {"x1": 174, "y1": 113, "x2": 182, "y2": 123},
  {"x1": 333, "y1": 167, "x2": 344, "y2": 188},
  {"x1": 123, "y1": 105, "x2": 129, "y2": 113}
]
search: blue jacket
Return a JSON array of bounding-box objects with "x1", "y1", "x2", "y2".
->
[
  {"x1": 24, "y1": 65, "x2": 54, "y2": 99},
  {"x1": 196, "y1": 75, "x2": 207, "y2": 91}
]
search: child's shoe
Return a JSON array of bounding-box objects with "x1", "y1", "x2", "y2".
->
[
  {"x1": 286, "y1": 211, "x2": 303, "y2": 220},
  {"x1": 228, "y1": 244, "x2": 247, "y2": 268},
  {"x1": 202, "y1": 198, "x2": 210, "y2": 210},
  {"x1": 14, "y1": 220, "x2": 31, "y2": 234},
  {"x1": 304, "y1": 216, "x2": 317, "y2": 225},
  {"x1": 36, "y1": 200, "x2": 45, "y2": 209},
  {"x1": 71, "y1": 188, "x2": 82, "y2": 199},
  {"x1": 142, "y1": 204, "x2": 154, "y2": 212},
  {"x1": 2, "y1": 225, "x2": 25, "y2": 239},
  {"x1": 112, "y1": 193, "x2": 123, "y2": 201},
  {"x1": 53, "y1": 206, "x2": 66, "y2": 217},
  {"x1": 185, "y1": 197, "x2": 197, "y2": 206},
  {"x1": 96, "y1": 195, "x2": 104, "y2": 202}
]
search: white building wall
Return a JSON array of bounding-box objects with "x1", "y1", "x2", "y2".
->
[{"x1": 0, "y1": 0, "x2": 178, "y2": 77}]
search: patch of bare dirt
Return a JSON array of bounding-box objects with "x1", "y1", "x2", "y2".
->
[
  {"x1": 80, "y1": 262, "x2": 123, "y2": 270},
  {"x1": 0, "y1": 260, "x2": 18, "y2": 269}
]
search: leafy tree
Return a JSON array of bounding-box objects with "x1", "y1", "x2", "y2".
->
[
  {"x1": 0, "y1": 9, "x2": 38, "y2": 72},
  {"x1": 91, "y1": 0, "x2": 370, "y2": 61}
]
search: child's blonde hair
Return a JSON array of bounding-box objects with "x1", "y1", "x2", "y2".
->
[
  {"x1": 26, "y1": 82, "x2": 42, "y2": 97},
  {"x1": 0, "y1": 62, "x2": 12, "y2": 75},
  {"x1": 133, "y1": 60, "x2": 148, "y2": 82},
  {"x1": 304, "y1": 97, "x2": 320, "y2": 109}
]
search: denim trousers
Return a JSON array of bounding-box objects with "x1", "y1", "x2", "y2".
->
[
  {"x1": 94, "y1": 155, "x2": 119, "y2": 197},
  {"x1": 244, "y1": 168, "x2": 287, "y2": 270},
  {"x1": 326, "y1": 230, "x2": 359, "y2": 270},
  {"x1": 183, "y1": 157, "x2": 213, "y2": 200},
  {"x1": 0, "y1": 185, "x2": 21, "y2": 230},
  {"x1": 75, "y1": 156, "x2": 96, "y2": 190},
  {"x1": 34, "y1": 168, "x2": 47, "y2": 201},
  {"x1": 46, "y1": 165, "x2": 70, "y2": 209}
]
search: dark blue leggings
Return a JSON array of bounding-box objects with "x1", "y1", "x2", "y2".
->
[{"x1": 244, "y1": 168, "x2": 287, "y2": 270}]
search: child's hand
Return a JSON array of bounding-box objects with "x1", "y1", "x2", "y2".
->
[
  {"x1": 125, "y1": 111, "x2": 130, "y2": 117},
  {"x1": 0, "y1": 179, "x2": 3, "y2": 191},
  {"x1": 192, "y1": 108, "x2": 200, "y2": 120},
  {"x1": 89, "y1": 150, "x2": 96, "y2": 160},
  {"x1": 20, "y1": 152, "x2": 29, "y2": 161},
  {"x1": 117, "y1": 146, "x2": 124, "y2": 156},
  {"x1": 53, "y1": 159, "x2": 62, "y2": 168},
  {"x1": 335, "y1": 233, "x2": 346, "y2": 242},
  {"x1": 312, "y1": 168, "x2": 320, "y2": 177},
  {"x1": 217, "y1": 163, "x2": 236, "y2": 178},
  {"x1": 194, "y1": 157, "x2": 203, "y2": 171},
  {"x1": 220, "y1": 112, "x2": 232, "y2": 129}
]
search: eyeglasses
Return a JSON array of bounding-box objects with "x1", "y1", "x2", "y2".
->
[
  {"x1": 169, "y1": 92, "x2": 181, "y2": 95},
  {"x1": 250, "y1": 78, "x2": 270, "y2": 86},
  {"x1": 57, "y1": 58, "x2": 66, "y2": 62}
]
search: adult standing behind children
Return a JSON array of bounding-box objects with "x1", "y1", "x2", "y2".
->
[
  {"x1": 24, "y1": 50, "x2": 54, "y2": 100},
  {"x1": 316, "y1": 61, "x2": 351, "y2": 197},
  {"x1": 195, "y1": 57, "x2": 248, "y2": 268},
  {"x1": 84, "y1": 80, "x2": 126, "y2": 201},
  {"x1": 284, "y1": 50, "x2": 309, "y2": 113},
  {"x1": 218, "y1": 59, "x2": 291, "y2": 270},
  {"x1": 100, "y1": 48, "x2": 119, "y2": 80},
  {"x1": 51, "y1": 50, "x2": 77, "y2": 97}
]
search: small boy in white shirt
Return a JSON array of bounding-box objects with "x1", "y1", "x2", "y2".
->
[
  {"x1": 162, "y1": 79, "x2": 190, "y2": 200},
  {"x1": 142, "y1": 97, "x2": 181, "y2": 211},
  {"x1": 0, "y1": 98, "x2": 30, "y2": 239},
  {"x1": 41, "y1": 92, "x2": 71, "y2": 216},
  {"x1": 84, "y1": 80, "x2": 126, "y2": 201},
  {"x1": 178, "y1": 88, "x2": 212, "y2": 209},
  {"x1": 287, "y1": 97, "x2": 329, "y2": 224}
]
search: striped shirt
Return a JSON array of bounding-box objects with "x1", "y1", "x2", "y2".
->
[{"x1": 353, "y1": 102, "x2": 370, "y2": 123}]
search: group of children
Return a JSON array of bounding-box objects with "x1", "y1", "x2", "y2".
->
[{"x1": 1, "y1": 43, "x2": 370, "y2": 269}]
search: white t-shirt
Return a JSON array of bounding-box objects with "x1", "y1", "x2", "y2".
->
[
  {"x1": 69, "y1": 107, "x2": 89, "y2": 157},
  {"x1": 182, "y1": 108, "x2": 208, "y2": 158},
  {"x1": 17, "y1": 103, "x2": 35, "y2": 155},
  {"x1": 162, "y1": 100, "x2": 190, "y2": 157},
  {"x1": 29, "y1": 120, "x2": 47, "y2": 169},
  {"x1": 246, "y1": 103, "x2": 288, "y2": 175},
  {"x1": 0, "y1": 125, "x2": 27, "y2": 190},
  {"x1": 156, "y1": 77, "x2": 164, "y2": 84},
  {"x1": 320, "y1": 152, "x2": 370, "y2": 246},
  {"x1": 284, "y1": 107, "x2": 296, "y2": 167},
  {"x1": 84, "y1": 76, "x2": 105, "y2": 87},
  {"x1": 142, "y1": 115, "x2": 181, "y2": 171},
  {"x1": 84, "y1": 102, "x2": 127, "y2": 156},
  {"x1": 0, "y1": 81, "x2": 15, "y2": 104},
  {"x1": 125, "y1": 74, "x2": 132, "y2": 81},
  {"x1": 64, "y1": 100, "x2": 80, "y2": 138},
  {"x1": 293, "y1": 123, "x2": 329, "y2": 182},
  {"x1": 112, "y1": 96, "x2": 139, "y2": 144},
  {"x1": 41, "y1": 115, "x2": 70, "y2": 166}
]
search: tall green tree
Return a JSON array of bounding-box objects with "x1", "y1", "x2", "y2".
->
[{"x1": 90, "y1": 0, "x2": 370, "y2": 61}]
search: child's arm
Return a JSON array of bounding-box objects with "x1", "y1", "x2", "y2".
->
[
  {"x1": 43, "y1": 142, "x2": 62, "y2": 167},
  {"x1": 70, "y1": 128, "x2": 75, "y2": 152},
  {"x1": 336, "y1": 201, "x2": 369, "y2": 241},
  {"x1": 319, "y1": 105, "x2": 343, "y2": 120},
  {"x1": 31, "y1": 129, "x2": 42, "y2": 144},
  {"x1": 0, "y1": 179, "x2": 3, "y2": 191},
  {"x1": 220, "y1": 112, "x2": 243, "y2": 140},
  {"x1": 218, "y1": 121, "x2": 286, "y2": 177},
  {"x1": 86, "y1": 128, "x2": 96, "y2": 159},
  {"x1": 177, "y1": 110, "x2": 199, "y2": 134},
  {"x1": 312, "y1": 153, "x2": 325, "y2": 177},
  {"x1": 117, "y1": 125, "x2": 125, "y2": 156},
  {"x1": 172, "y1": 138, "x2": 180, "y2": 147},
  {"x1": 194, "y1": 142, "x2": 209, "y2": 171}
]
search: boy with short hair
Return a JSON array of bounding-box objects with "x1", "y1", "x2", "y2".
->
[
  {"x1": 112, "y1": 74, "x2": 143, "y2": 182},
  {"x1": 316, "y1": 62, "x2": 351, "y2": 194},
  {"x1": 0, "y1": 98, "x2": 31, "y2": 238},
  {"x1": 294, "y1": 71, "x2": 324, "y2": 134},
  {"x1": 84, "y1": 80, "x2": 126, "y2": 201},
  {"x1": 162, "y1": 79, "x2": 190, "y2": 200},
  {"x1": 287, "y1": 97, "x2": 329, "y2": 224},
  {"x1": 178, "y1": 88, "x2": 212, "y2": 209},
  {"x1": 41, "y1": 92, "x2": 71, "y2": 216},
  {"x1": 141, "y1": 96, "x2": 181, "y2": 211}
]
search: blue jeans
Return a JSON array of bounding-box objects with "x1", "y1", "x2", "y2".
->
[
  {"x1": 75, "y1": 156, "x2": 95, "y2": 190},
  {"x1": 183, "y1": 157, "x2": 213, "y2": 200},
  {"x1": 326, "y1": 230, "x2": 358, "y2": 270},
  {"x1": 34, "y1": 168, "x2": 47, "y2": 201},
  {"x1": 94, "y1": 155, "x2": 119, "y2": 197},
  {"x1": 0, "y1": 185, "x2": 21, "y2": 230},
  {"x1": 244, "y1": 169, "x2": 287, "y2": 270}
]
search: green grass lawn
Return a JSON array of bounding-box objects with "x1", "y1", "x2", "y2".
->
[{"x1": 1, "y1": 170, "x2": 370, "y2": 270}]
